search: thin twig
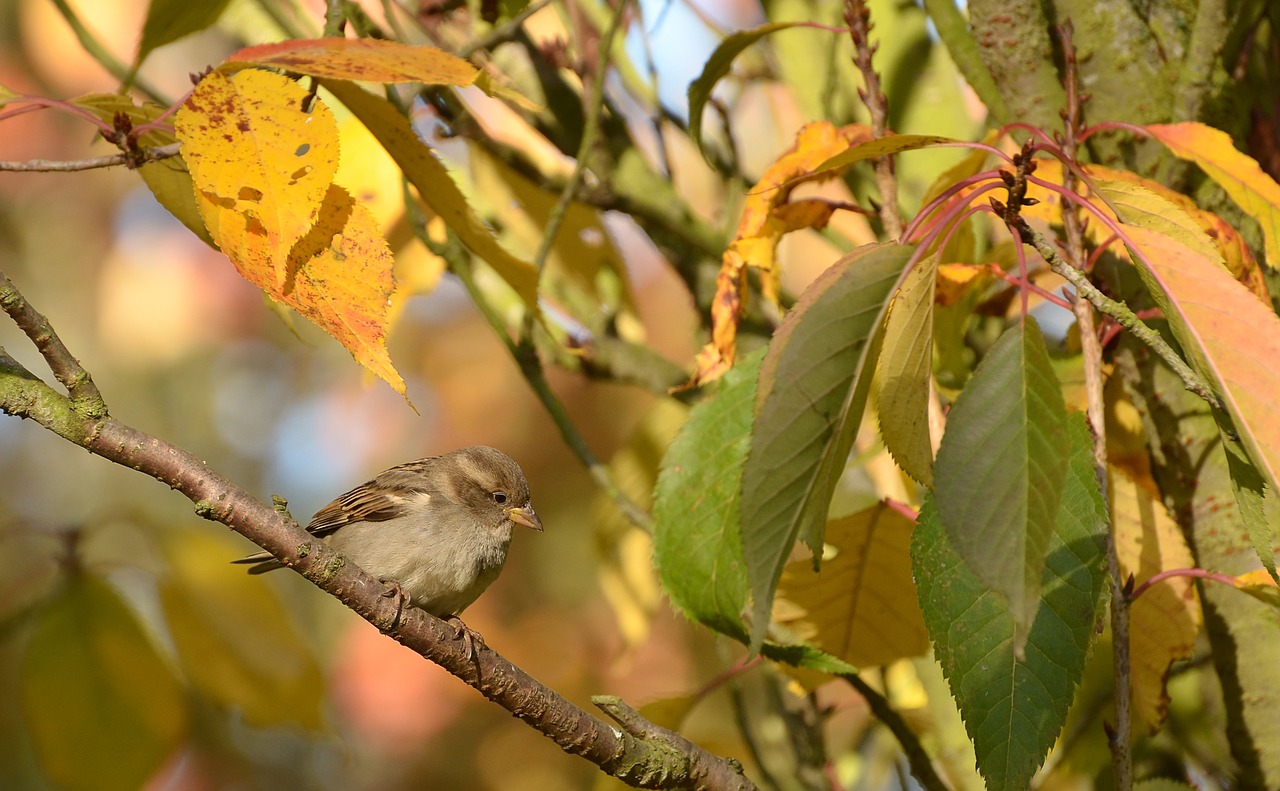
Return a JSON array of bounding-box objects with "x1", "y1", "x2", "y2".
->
[
  {"x1": 0, "y1": 270, "x2": 104, "y2": 417},
  {"x1": 0, "y1": 143, "x2": 182, "y2": 173},
  {"x1": 845, "y1": 0, "x2": 902, "y2": 239},
  {"x1": 457, "y1": 0, "x2": 552, "y2": 59},
  {"x1": 1052, "y1": 22, "x2": 1129, "y2": 791},
  {"x1": 842, "y1": 673, "x2": 949, "y2": 791},
  {"x1": 1011, "y1": 220, "x2": 1219, "y2": 410},
  {"x1": 530, "y1": 0, "x2": 630, "y2": 277}
]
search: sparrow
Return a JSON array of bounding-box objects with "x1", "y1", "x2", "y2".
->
[{"x1": 235, "y1": 446, "x2": 542, "y2": 642}]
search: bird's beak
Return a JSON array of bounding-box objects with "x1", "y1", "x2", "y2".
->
[{"x1": 507, "y1": 505, "x2": 543, "y2": 532}]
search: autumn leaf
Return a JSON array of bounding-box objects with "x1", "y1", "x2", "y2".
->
[
  {"x1": 175, "y1": 69, "x2": 339, "y2": 289},
  {"x1": 1233, "y1": 569, "x2": 1280, "y2": 609},
  {"x1": 775, "y1": 505, "x2": 928, "y2": 667},
  {"x1": 1145, "y1": 122, "x2": 1280, "y2": 270},
  {"x1": 683, "y1": 121, "x2": 873, "y2": 388},
  {"x1": 1112, "y1": 469, "x2": 1201, "y2": 733},
  {"x1": 223, "y1": 38, "x2": 477, "y2": 86},
  {"x1": 1121, "y1": 225, "x2": 1280, "y2": 512},
  {"x1": 276, "y1": 184, "x2": 404, "y2": 396},
  {"x1": 1023, "y1": 160, "x2": 1269, "y2": 302},
  {"x1": 174, "y1": 70, "x2": 404, "y2": 395}
]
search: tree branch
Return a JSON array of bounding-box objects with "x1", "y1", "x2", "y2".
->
[
  {"x1": 0, "y1": 269, "x2": 104, "y2": 416},
  {"x1": 845, "y1": 0, "x2": 902, "y2": 240},
  {"x1": 1053, "y1": 22, "x2": 1130, "y2": 791},
  {"x1": 0, "y1": 143, "x2": 182, "y2": 173},
  {"x1": 0, "y1": 269, "x2": 748, "y2": 790}
]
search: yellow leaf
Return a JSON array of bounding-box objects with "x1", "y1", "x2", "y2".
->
[
  {"x1": 1087, "y1": 166, "x2": 1268, "y2": 303},
  {"x1": 282, "y1": 184, "x2": 406, "y2": 396},
  {"x1": 1232, "y1": 569, "x2": 1280, "y2": 609},
  {"x1": 935, "y1": 263, "x2": 985, "y2": 307},
  {"x1": 175, "y1": 69, "x2": 340, "y2": 289},
  {"x1": 1112, "y1": 469, "x2": 1201, "y2": 733},
  {"x1": 322, "y1": 79, "x2": 540, "y2": 309},
  {"x1": 225, "y1": 38, "x2": 477, "y2": 86},
  {"x1": 776, "y1": 505, "x2": 928, "y2": 667},
  {"x1": 1146, "y1": 122, "x2": 1280, "y2": 270},
  {"x1": 1023, "y1": 160, "x2": 1269, "y2": 302}
]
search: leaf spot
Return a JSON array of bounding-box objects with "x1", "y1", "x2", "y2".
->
[
  {"x1": 238, "y1": 186, "x2": 264, "y2": 203},
  {"x1": 295, "y1": 143, "x2": 311, "y2": 157}
]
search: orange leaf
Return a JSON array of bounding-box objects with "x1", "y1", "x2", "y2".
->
[
  {"x1": 1112, "y1": 469, "x2": 1201, "y2": 733},
  {"x1": 1146, "y1": 122, "x2": 1280, "y2": 271},
  {"x1": 737, "y1": 122, "x2": 872, "y2": 252},
  {"x1": 282, "y1": 185, "x2": 404, "y2": 395},
  {"x1": 197, "y1": 171, "x2": 405, "y2": 395},
  {"x1": 224, "y1": 38, "x2": 477, "y2": 86},
  {"x1": 776, "y1": 505, "x2": 928, "y2": 667},
  {"x1": 175, "y1": 69, "x2": 339, "y2": 289},
  {"x1": 1122, "y1": 225, "x2": 1280, "y2": 500},
  {"x1": 681, "y1": 122, "x2": 871, "y2": 388}
]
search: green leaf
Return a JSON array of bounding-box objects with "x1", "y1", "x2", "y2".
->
[
  {"x1": 653, "y1": 350, "x2": 762, "y2": 639},
  {"x1": 321, "y1": 80, "x2": 540, "y2": 310},
  {"x1": 161, "y1": 529, "x2": 326, "y2": 728},
  {"x1": 913, "y1": 415, "x2": 1107, "y2": 791},
  {"x1": 932, "y1": 317, "x2": 1069, "y2": 653},
  {"x1": 133, "y1": 0, "x2": 232, "y2": 74},
  {"x1": 1222, "y1": 431, "x2": 1280, "y2": 585},
  {"x1": 687, "y1": 22, "x2": 805, "y2": 159},
  {"x1": 876, "y1": 252, "x2": 939, "y2": 485},
  {"x1": 21, "y1": 575, "x2": 187, "y2": 791},
  {"x1": 741, "y1": 242, "x2": 914, "y2": 651}
]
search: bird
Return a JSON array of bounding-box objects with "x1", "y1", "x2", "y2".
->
[{"x1": 235, "y1": 446, "x2": 542, "y2": 649}]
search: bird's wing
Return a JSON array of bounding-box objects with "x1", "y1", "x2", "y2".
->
[{"x1": 306, "y1": 459, "x2": 437, "y2": 537}]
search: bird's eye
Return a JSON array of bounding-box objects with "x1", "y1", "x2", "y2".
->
[{"x1": 492, "y1": 491, "x2": 508, "y2": 504}]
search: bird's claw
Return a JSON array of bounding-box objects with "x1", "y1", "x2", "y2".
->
[
  {"x1": 378, "y1": 578, "x2": 410, "y2": 631},
  {"x1": 443, "y1": 614, "x2": 486, "y2": 661}
]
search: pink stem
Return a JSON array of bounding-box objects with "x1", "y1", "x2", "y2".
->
[{"x1": 1129, "y1": 567, "x2": 1240, "y2": 601}]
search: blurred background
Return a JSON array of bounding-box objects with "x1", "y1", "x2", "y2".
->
[{"x1": 0, "y1": 0, "x2": 985, "y2": 789}]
